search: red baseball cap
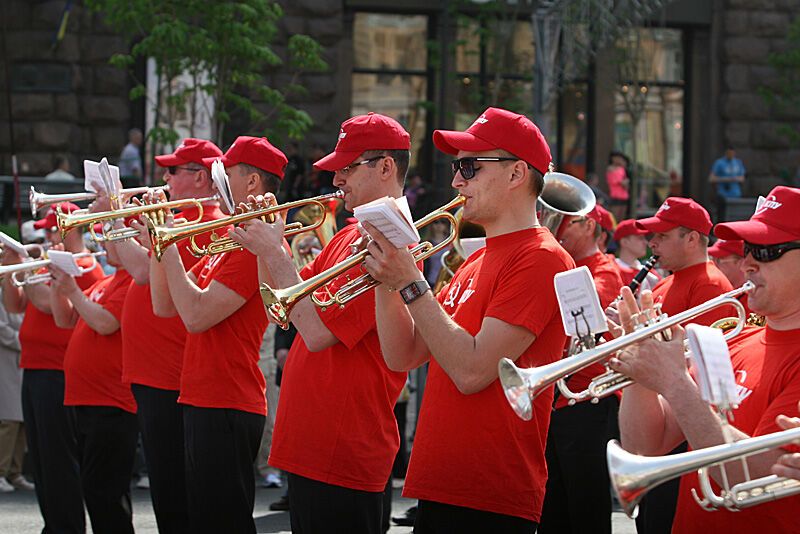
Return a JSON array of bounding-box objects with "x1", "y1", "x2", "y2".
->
[
  {"x1": 708, "y1": 239, "x2": 745, "y2": 258},
  {"x1": 314, "y1": 113, "x2": 411, "y2": 171},
  {"x1": 613, "y1": 219, "x2": 648, "y2": 241},
  {"x1": 433, "y1": 107, "x2": 551, "y2": 175},
  {"x1": 635, "y1": 197, "x2": 712, "y2": 236},
  {"x1": 715, "y1": 186, "x2": 800, "y2": 245},
  {"x1": 155, "y1": 138, "x2": 223, "y2": 169},
  {"x1": 202, "y1": 136, "x2": 288, "y2": 179},
  {"x1": 586, "y1": 204, "x2": 616, "y2": 232},
  {"x1": 33, "y1": 202, "x2": 80, "y2": 230}
]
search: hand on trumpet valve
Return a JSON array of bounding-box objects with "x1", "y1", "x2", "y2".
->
[
  {"x1": 127, "y1": 218, "x2": 152, "y2": 250},
  {"x1": 89, "y1": 191, "x2": 112, "y2": 214},
  {"x1": 771, "y1": 401, "x2": 800, "y2": 481},
  {"x1": 228, "y1": 193, "x2": 284, "y2": 257},
  {"x1": 361, "y1": 222, "x2": 422, "y2": 292},
  {"x1": 1, "y1": 247, "x2": 22, "y2": 266},
  {"x1": 606, "y1": 286, "x2": 689, "y2": 396},
  {"x1": 49, "y1": 263, "x2": 80, "y2": 297}
]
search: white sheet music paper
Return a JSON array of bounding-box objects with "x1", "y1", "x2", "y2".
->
[
  {"x1": 46, "y1": 250, "x2": 83, "y2": 277},
  {"x1": 211, "y1": 160, "x2": 235, "y2": 214},
  {"x1": 98, "y1": 158, "x2": 121, "y2": 199},
  {"x1": 0, "y1": 232, "x2": 30, "y2": 258},
  {"x1": 686, "y1": 324, "x2": 739, "y2": 410},
  {"x1": 554, "y1": 266, "x2": 607, "y2": 337},
  {"x1": 460, "y1": 237, "x2": 486, "y2": 259},
  {"x1": 353, "y1": 196, "x2": 420, "y2": 247},
  {"x1": 83, "y1": 159, "x2": 121, "y2": 194}
]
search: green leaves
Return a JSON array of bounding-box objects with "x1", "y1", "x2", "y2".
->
[
  {"x1": 760, "y1": 17, "x2": 800, "y2": 147},
  {"x1": 88, "y1": 0, "x2": 326, "y2": 145}
]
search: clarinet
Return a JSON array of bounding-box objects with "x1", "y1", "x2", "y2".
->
[{"x1": 627, "y1": 254, "x2": 659, "y2": 296}]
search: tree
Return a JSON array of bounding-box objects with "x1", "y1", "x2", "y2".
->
[
  {"x1": 86, "y1": 0, "x2": 327, "y2": 147},
  {"x1": 759, "y1": 16, "x2": 800, "y2": 147}
]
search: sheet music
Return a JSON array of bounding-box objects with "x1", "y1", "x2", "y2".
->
[
  {"x1": 686, "y1": 324, "x2": 739, "y2": 411},
  {"x1": 554, "y1": 266, "x2": 607, "y2": 337},
  {"x1": 460, "y1": 237, "x2": 486, "y2": 259},
  {"x1": 0, "y1": 232, "x2": 30, "y2": 258},
  {"x1": 353, "y1": 196, "x2": 420, "y2": 247},
  {"x1": 211, "y1": 160, "x2": 235, "y2": 214},
  {"x1": 46, "y1": 250, "x2": 83, "y2": 276},
  {"x1": 83, "y1": 159, "x2": 121, "y2": 194}
]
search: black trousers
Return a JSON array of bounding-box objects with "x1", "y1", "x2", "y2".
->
[
  {"x1": 74, "y1": 405, "x2": 139, "y2": 534},
  {"x1": 131, "y1": 384, "x2": 189, "y2": 534},
  {"x1": 414, "y1": 500, "x2": 537, "y2": 534},
  {"x1": 538, "y1": 396, "x2": 620, "y2": 534},
  {"x1": 287, "y1": 472, "x2": 384, "y2": 534},
  {"x1": 635, "y1": 441, "x2": 688, "y2": 534},
  {"x1": 21, "y1": 369, "x2": 85, "y2": 534},
  {"x1": 183, "y1": 405, "x2": 265, "y2": 534}
]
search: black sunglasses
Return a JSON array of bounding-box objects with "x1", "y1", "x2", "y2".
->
[
  {"x1": 339, "y1": 156, "x2": 385, "y2": 175},
  {"x1": 167, "y1": 165, "x2": 202, "y2": 175},
  {"x1": 743, "y1": 241, "x2": 800, "y2": 263},
  {"x1": 450, "y1": 157, "x2": 518, "y2": 180}
]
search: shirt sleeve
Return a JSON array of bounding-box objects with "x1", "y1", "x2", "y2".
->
[
  {"x1": 210, "y1": 249, "x2": 260, "y2": 300},
  {"x1": 99, "y1": 275, "x2": 131, "y2": 322},
  {"x1": 485, "y1": 250, "x2": 570, "y2": 337},
  {"x1": 76, "y1": 259, "x2": 106, "y2": 290},
  {"x1": 315, "y1": 264, "x2": 377, "y2": 350}
]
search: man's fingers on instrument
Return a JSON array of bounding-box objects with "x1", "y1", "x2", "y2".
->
[{"x1": 640, "y1": 290, "x2": 655, "y2": 311}]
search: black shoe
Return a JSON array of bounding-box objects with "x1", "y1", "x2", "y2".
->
[
  {"x1": 269, "y1": 495, "x2": 290, "y2": 511},
  {"x1": 391, "y1": 505, "x2": 416, "y2": 527}
]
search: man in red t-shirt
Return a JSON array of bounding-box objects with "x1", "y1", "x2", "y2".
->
[
  {"x1": 1, "y1": 203, "x2": 103, "y2": 532},
  {"x1": 589, "y1": 203, "x2": 616, "y2": 253},
  {"x1": 613, "y1": 219, "x2": 660, "y2": 293},
  {"x1": 708, "y1": 238, "x2": 752, "y2": 316},
  {"x1": 231, "y1": 113, "x2": 411, "y2": 534},
  {"x1": 49, "y1": 242, "x2": 135, "y2": 533},
  {"x1": 362, "y1": 107, "x2": 574, "y2": 532},
  {"x1": 631, "y1": 197, "x2": 734, "y2": 532},
  {"x1": 539, "y1": 203, "x2": 624, "y2": 533},
  {"x1": 611, "y1": 185, "x2": 800, "y2": 534},
  {"x1": 149, "y1": 136, "x2": 284, "y2": 534},
  {"x1": 105, "y1": 138, "x2": 223, "y2": 533}
]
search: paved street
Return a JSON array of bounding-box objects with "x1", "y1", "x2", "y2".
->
[{"x1": 0, "y1": 482, "x2": 637, "y2": 533}]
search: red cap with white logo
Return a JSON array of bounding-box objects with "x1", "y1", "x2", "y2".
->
[
  {"x1": 155, "y1": 138, "x2": 223, "y2": 169},
  {"x1": 314, "y1": 112, "x2": 411, "y2": 172},
  {"x1": 635, "y1": 197, "x2": 712, "y2": 236},
  {"x1": 202, "y1": 136, "x2": 288, "y2": 179},
  {"x1": 34, "y1": 202, "x2": 80, "y2": 230},
  {"x1": 586, "y1": 204, "x2": 616, "y2": 232},
  {"x1": 715, "y1": 186, "x2": 800, "y2": 245},
  {"x1": 433, "y1": 107, "x2": 551, "y2": 176},
  {"x1": 708, "y1": 239, "x2": 745, "y2": 258},
  {"x1": 613, "y1": 219, "x2": 648, "y2": 241}
]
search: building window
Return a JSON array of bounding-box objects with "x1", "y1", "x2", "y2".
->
[{"x1": 352, "y1": 13, "x2": 430, "y2": 170}]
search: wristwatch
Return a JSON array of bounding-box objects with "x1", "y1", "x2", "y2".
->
[{"x1": 399, "y1": 280, "x2": 430, "y2": 305}]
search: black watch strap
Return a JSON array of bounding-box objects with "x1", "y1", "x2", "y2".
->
[{"x1": 399, "y1": 280, "x2": 430, "y2": 305}]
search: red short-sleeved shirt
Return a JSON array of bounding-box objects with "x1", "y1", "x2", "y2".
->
[
  {"x1": 651, "y1": 262, "x2": 734, "y2": 326},
  {"x1": 63, "y1": 270, "x2": 136, "y2": 413},
  {"x1": 177, "y1": 248, "x2": 268, "y2": 416},
  {"x1": 671, "y1": 326, "x2": 800, "y2": 534},
  {"x1": 269, "y1": 224, "x2": 407, "y2": 493},
  {"x1": 121, "y1": 204, "x2": 224, "y2": 390},
  {"x1": 555, "y1": 251, "x2": 624, "y2": 409},
  {"x1": 19, "y1": 256, "x2": 105, "y2": 370},
  {"x1": 402, "y1": 228, "x2": 575, "y2": 521}
]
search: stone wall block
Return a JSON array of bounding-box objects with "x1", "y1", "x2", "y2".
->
[
  {"x1": 723, "y1": 37, "x2": 770, "y2": 64},
  {"x1": 749, "y1": 65, "x2": 781, "y2": 91},
  {"x1": 94, "y1": 66, "x2": 129, "y2": 96},
  {"x1": 32, "y1": 1, "x2": 73, "y2": 30},
  {"x1": 724, "y1": 120, "x2": 751, "y2": 147},
  {"x1": 726, "y1": 0, "x2": 776, "y2": 9},
  {"x1": 12, "y1": 123, "x2": 35, "y2": 150},
  {"x1": 33, "y1": 121, "x2": 72, "y2": 149},
  {"x1": 752, "y1": 122, "x2": 792, "y2": 148},
  {"x1": 735, "y1": 148, "x2": 771, "y2": 172},
  {"x1": 7, "y1": 0, "x2": 33, "y2": 29},
  {"x1": 723, "y1": 11, "x2": 750, "y2": 35},
  {"x1": 292, "y1": 0, "x2": 341, "y2": 18},
  {"x1": 749, "y1": 12, "x2": 790, "y2": 37},
  {"x1": 92, "y1": 127, "x2": 125, "y2": 156},
  {"x1": 55, "y1": 94, "x2": 79, "y2": 122},
  {"x1": 723, "y1": 65, "x2": 749, "y2": 91},
  {"x1": 12, "y1": 95, "x2": 54, "y2": 119},
  {"x1": 18, "y1": 152, "x2": 56, "y2": 175},
  {"x1": 80, "y1": 35, "x2": 129, "y2": 63},
  {"x1": 303, "y1": 75, "x2": 337, "y2": 100},
  {"x1": 6, "y1": 31, "x2": 78, "y2": 62},
  {"x1": 280, "y1": 15, "x2": 307, "y2": 36},
  {"x1": 768, "y1": 149, "x2": 800, "y2": 175},
  {"x1": 73, "y1": 66, "x2": 93, "y2": 93},
  {"x1": 81, "y1": 96, "x2": 130, "y2": 123},
  {"x1": 722, "y1": 94, "x2": 770, "y2": 120},
  {"x1": 307, "y1": 18, "x2": 344, "y2": 46}
]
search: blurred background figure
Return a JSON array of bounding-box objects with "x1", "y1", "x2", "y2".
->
[
  {"x1": 709, "y1": 146, "x2": 745, "y2": 199},
  {"x1": 605, "y1": 151, "x2": 630, "y2": 222},
  {"x1": 45, "y1": 156, "x2": 77, "y2": 182},
  {"x1": 119, "y1": 128, "x2": 143, "y2": 182}
]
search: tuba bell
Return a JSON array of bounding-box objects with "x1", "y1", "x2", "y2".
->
[
  {"x1": 431, "y1": 207, "x2": 484, "y2": 294},
  {"x1": 536, "y1": 172, "x2": 597, "y2": 236},
  {"x1": 289, "y1": 195, "x2": 341, "y2": 269}
]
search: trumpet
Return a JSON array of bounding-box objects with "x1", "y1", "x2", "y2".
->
[
  {"x1": 608, "y1": 425, "x2": 800, "y2": 518},
  {"x1": 261, "y1": 195, "x2": 465, "y2": 329},
  {"x1": 29, "y1": 186, "x2": 167, "y2": 217},
  {"x1": 498, "y1": 282, "x2": 754, "y2": 421},
  {"x1": 0, "y1": 251, "x2": 105, "y2": 286},
  {"x1": 57, "y1": 196, "x2": 217, "y2": 242},
  {"x1": 147, "y1": 191, "x2": 345, "y2": 261}
]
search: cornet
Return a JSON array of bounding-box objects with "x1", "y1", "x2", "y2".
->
[
  {"x1": 608, "y1": 425, "x2": 800, "y2": 518},
  {"x1": 0, "y1": 251, "x2": 105, "y2": 287},
  {"x1": 147, "y1": 191, "x2": 344, "y2": 261},
  {"x1": 498, "y1": 282, "x2": 754, "y2": 421},
  {"x1": 29, "y1": 185, "x2": 167, "y2": 217},
  {"x1": 57, "y1": 196, "x2": 217, "y2": 242},
  {"x1": 260, "y1": 195, "x2": 465, "y2": 329}
]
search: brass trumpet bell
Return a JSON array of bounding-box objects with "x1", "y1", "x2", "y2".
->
[{"x1": 537, "y1": 172, "x2": 597, "y2": 236}]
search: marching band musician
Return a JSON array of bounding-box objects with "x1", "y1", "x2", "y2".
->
[
  {"x1": 362, "y1": 107, "x2": 574, "y2": 532},
  {"x1": 110, "y1": 139, "x2": 224, "y2": 534},
  {"x1": 613, "y1": 219, "x2": 661, "y2": 293},
  {"x1": 589, "y1": 203, "x2": 616, "y2": 253},
  {"x1": 231, "y1": 113, "x2": 411, "y2": 533},
  {"x1": 148, "y1": 136, "x2": 284, "y2": 534},
  {"x1": 708, "y1": 238, "x2": 752, "y2": 316},
  {"x1": 630, "y1": 197, "x2": 734, "y2": 533},
  {"x1": 49, "y1": 242, "x2": 136, "y2": 534},
  {"x1": 539, "y1": 203, "x2": 624, "y2": 533},
  {"x1": 1, "y1": 203, "x2": 104, "y2": 533},
  {"x1": 611, "y1": 185, "x2": 800, "y2": 533}
]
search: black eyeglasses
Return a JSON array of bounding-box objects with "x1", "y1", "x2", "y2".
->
[
  {"x1": 338, "y1": 156, "x2": 385, "y2": 175},
  {"x1": 450, "y1": 157, "x2": 518, "y2": 180},
  {"x1": 167, "y1": 165, "x2": 202, "y2": 175},
  {"x1": 743, "y1": 241, "x2": 800, "y2": 263}
]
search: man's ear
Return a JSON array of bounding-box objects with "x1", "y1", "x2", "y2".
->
[
  {"x1": 508, "y1": 160, "x2": 529, "y2": 190},
  {"x1": 380, "y1": 156, "x2": 396, "y2": 183}
]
